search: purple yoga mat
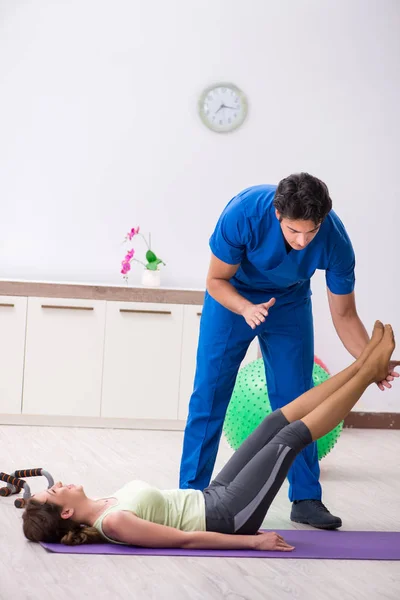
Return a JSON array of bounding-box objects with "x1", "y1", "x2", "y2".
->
[{"x1": 40, "y1": 530, "x2": 400, "y2": 560}]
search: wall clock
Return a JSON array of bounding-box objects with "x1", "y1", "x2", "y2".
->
[{"x1": 198, "y1": 83, "x2": 248, "y2": 133}]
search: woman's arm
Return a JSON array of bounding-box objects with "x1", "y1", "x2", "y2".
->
[{"x1": 102, "y1": 512, "x2": 294, "y2": 551}]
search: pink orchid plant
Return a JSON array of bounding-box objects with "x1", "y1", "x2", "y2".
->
[{"x1": 121, "y1": 226, "x2": 165, "y2": 281}]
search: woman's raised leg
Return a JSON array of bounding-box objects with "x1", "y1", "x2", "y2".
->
[
  {"x1": 281, "y1": 321, "x2": 384, "y2": 424},
  {"x1": 301, "y1": 324, "x2": 396, "y2": 441}
]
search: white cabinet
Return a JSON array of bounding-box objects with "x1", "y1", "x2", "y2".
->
[
  {"x1": 22, "y1": 297, "x2": 106, "y2": 416},
  {"x1": 178, "y1": 305, "x2": 260, "y2": 421},
  {"x1": 1, "y1": 290, "x2": 261, "y2": 425},
  {"x1": 178, "y1": 305, "x2": 202, "y2": 421},
  {"x1": 0, "y1": 296, "x2": 27, "y2": 414},
  {"x1": 101, "y1": 302, "x2": 184, "y2": 419}
]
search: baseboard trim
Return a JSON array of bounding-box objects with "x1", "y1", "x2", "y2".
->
[
  {"x1": 344, "y1": 412, "x2": 400, "y2": 430},
  {"x1": 0, "y1": 414, "x2": 187, "y2": 431},
  {"x1": 1, "y1": 412, "x2": 399, "y2": 430}
]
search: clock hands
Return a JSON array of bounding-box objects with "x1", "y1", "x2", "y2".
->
[{"x1": 215, "y1": 103, "x2": 238, "y2": 114}]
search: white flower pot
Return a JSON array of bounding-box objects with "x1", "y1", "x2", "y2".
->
[{"x1": 141, "y1": 269, "x2": 161, "y2": 287}]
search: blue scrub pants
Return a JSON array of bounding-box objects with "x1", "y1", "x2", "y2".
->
[{"x1": 179, "y1": 292, "x2": 322, "y2": 502}]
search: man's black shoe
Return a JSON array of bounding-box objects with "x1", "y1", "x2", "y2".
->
[{"x1": 290, "y1": 500, "x2": 342, "y2": 530}]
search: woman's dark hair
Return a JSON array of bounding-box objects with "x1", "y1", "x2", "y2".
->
[
  {"x1": 22, "y1": 499, "x2": 104, "y2": 545},
  {"x1": 273, "y1": 173, "x2": 332, "y2": 225}
]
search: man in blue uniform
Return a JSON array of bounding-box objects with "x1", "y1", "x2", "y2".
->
[{"x1": 179, "y1": 173, "x2": 398, "y2": 529}]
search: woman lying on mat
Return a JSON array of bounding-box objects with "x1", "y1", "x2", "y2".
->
[{"x1": 23, "y1": 322, "x2": 397, "y2": 552}]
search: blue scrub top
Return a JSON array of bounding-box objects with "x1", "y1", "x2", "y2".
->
[{"x1": 209, "y1": 184, "x2": 355, "y2": 305}]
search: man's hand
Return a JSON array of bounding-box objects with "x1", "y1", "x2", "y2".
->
[
  {"x1": 377, "y1": 359, "x2": 400, "y2": 391},
  {"x1": 241, "y1": 298, "x2": 276, "y2": 329}
]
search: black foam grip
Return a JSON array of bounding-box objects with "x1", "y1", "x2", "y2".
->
[
  {"x1": 0, "y1": 472, "x2": 25, "y2": 488},
  {"x1": 14, "y1": 468, "x2": 42, "y2": 478}
]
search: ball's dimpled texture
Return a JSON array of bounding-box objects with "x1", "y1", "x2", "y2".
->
[{"x1": 223, "y1": 358, "x2": 343, "y2": 460}]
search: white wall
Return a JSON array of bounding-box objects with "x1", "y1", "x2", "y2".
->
[{"x1": 0, "y1": 0, "x2": 399, "y2": 411}]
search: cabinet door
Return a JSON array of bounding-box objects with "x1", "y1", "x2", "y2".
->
[
  {"x1": 101, "y1": 302, "x2": 183, "y2": 419},
  {"x1": 22, "y1": 297, "x2": 106, "y2": 416},
  {"x1": 0, "y1": 296, "x2": 27, "y2": 414},
  {"x1": 178, "y1": 305, "x2": 260, "y2": 421}
]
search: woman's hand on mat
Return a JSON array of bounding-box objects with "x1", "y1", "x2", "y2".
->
[
  {"x1": 242, "y1": 298, "x2": 276, "y2": 330},
  {"x1": 376, "y1": 359, "x2": 400, "y2": 391},
  {"x1": 252, "y1": 531, "x2": 295, "y2": 552}
]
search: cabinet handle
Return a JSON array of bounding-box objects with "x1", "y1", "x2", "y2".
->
[
  {"x1": 0, "y1": 303, "x2": 15, "y2": 307},
  {"x1": 119, "y1": 309, "x2": 172, "y2": 315},
  {"x1": 41, "y1": 305, "x2": 94, "y2": 311},
  {"x1": 196, "y1": 312, "x2": 202, "y2": 316}
]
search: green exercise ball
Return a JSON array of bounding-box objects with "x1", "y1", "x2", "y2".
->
[{"x1": 223, "y1": 358, "x2": 343, "y2": 460}]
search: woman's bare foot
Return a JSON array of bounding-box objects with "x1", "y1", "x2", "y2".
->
[
  {"x1": 356, "y1": 321, "x2": 385, "y2": 367},
  {"x1": 361, "y1": 324, "x2": 396, "y2": 384}
]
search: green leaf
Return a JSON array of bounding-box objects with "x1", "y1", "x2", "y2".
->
[
  {"x1": 145, "y1": 258, "x2": 163, "y2": 271},
  {"x1": 146, "y1": 250, "x2": 157, "y2": 262},
  {"x1": 146, "y1": 261, "x2": 158, "y2": 271}
]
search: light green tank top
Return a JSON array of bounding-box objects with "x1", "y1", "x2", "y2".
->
[{"x1": 94, "y1": 480, "x2": 206, "y2": 544}]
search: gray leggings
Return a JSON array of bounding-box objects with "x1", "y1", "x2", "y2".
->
[{"x1": 202, "y1": 410, "x2": 312, "y2": 535}]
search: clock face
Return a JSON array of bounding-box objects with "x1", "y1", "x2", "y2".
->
[{"x1": 198, "y1": 83, "x2": 248, "y2": 133}]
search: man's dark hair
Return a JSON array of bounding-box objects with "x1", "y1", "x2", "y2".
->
[{"x1": 273, "y1": 173, "x2": 332, "y2": 225}]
